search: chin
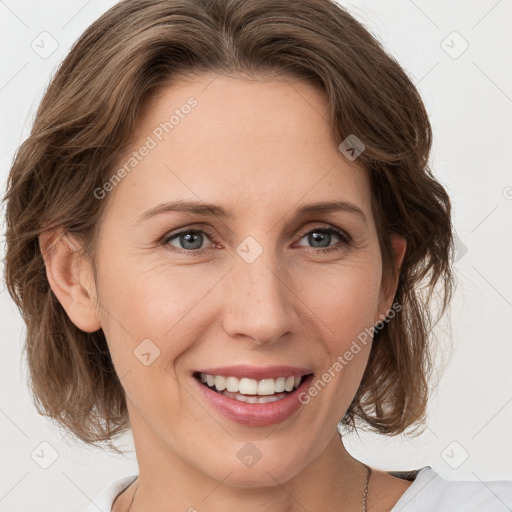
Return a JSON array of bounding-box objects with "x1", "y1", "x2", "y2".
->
[{"x1": 201, "y1": 450, "x2": 307, "y2": 489}]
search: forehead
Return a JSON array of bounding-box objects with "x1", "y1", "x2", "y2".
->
[{"x1": 106, "y1": 73, "x2": 372, "y2": 224}]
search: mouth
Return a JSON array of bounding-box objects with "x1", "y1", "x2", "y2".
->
[
  {"x1": 191, "y1": 364, "x2": 315, "y2": 425},
  {"x1": 193, "y1": 371, "x2": 312, "y2": 404}
]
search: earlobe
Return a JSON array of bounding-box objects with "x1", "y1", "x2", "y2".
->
[
  {"x1": 377, "y1": 234, "x2": 407, "y2": 323},
  {"x1": 39, "y1": 229, "x2": 101, "y2": 333}
]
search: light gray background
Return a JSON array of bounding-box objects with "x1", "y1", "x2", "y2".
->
[{"x1": 1, "y1": 1, "x2": 511, "y2": 511}]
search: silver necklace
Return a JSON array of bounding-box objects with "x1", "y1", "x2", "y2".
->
[{"x1": 127, "y1": 463, "x2": 372, "y2": 511}]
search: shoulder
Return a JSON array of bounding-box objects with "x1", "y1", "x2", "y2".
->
[
  {"x1": 390, "y1": 466, "x2": 512, "y2": 512},
  {"x1": 84, "y1": 474, "x2": 138, "y2": 512}
]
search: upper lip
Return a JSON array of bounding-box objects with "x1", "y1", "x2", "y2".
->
[{"x1": 194, "y1": 365, "x2": 313, "y2": 380}]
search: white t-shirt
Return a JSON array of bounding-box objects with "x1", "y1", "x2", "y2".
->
[{"x1": 84, "y1": 466, "x2": 512, "y2": 511}]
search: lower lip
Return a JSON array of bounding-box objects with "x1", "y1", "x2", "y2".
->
[{"x1": 193, "y1": 374, "x2": 314, "y2": 426}]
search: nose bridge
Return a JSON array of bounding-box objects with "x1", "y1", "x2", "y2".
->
[{"x1": 222, "y1": 235, "x2": 296, "y2": 345}]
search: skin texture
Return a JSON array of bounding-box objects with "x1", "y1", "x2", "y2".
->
[{"x1": 41, "y1": 73, "x2": 411, "y2": 511}]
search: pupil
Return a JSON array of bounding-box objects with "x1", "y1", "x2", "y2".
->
[
  {"x1": 182, "y1": 232, "x2": 202, "y2": 250},
  {"x1": 310, "y1": 232, "x2": 330, "y2": 248}
]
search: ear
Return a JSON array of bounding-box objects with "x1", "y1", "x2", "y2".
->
[
  {"x1": 376, "y1": 234, "x2": 407, "y2": 324},
  {"x1": 39, "y1": 229, "x2": 101, "y2": 333}
]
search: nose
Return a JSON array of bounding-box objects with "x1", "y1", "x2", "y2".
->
[{"x1": 221, "y1": 244, "x2": 300, "y2": 346}]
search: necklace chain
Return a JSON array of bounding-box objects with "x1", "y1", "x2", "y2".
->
[
  {"x1": 127, "y1": 463, "x2": 372, "y2": 512},
  {"x1": 362, "y1": 463, "x2": 372, "y2": 512}
]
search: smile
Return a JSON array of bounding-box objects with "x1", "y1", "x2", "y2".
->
[
  {"x1": 195, "y1": 372, "x2": 306, "y2": 403},
  {"x1": 192, "y1": 368, "x2": 315, "y2": 426}
]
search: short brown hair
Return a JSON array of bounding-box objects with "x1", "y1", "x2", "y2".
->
[{"x1": 3, "y1": 0, "x2": 455, "y2": 453}]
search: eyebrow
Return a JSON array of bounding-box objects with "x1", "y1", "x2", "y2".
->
[{"x1": 134, "y1": 199, "x2": 367, "y2": 225}]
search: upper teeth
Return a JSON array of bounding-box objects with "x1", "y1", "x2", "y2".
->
[{"x1": 199, "y1": 373, "x2": 302, "y2": 395}]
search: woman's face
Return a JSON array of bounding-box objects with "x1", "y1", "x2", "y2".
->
[{"x1": 86, "y1": 73, "x2": 405, "y2": 487}]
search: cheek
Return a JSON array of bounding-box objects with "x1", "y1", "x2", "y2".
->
[
  {"x1": 301, "y1": 266, "x2": 380, "y2": 422},
  {"x1": 298, "y1": 260, "x2": 382, "y2": 332},
  {"x1": 96, "y1": 254, "x2": 221, "y2": 366}
]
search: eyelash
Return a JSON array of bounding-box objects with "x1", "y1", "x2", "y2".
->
[{"x1": 161, "y1": 225, "x2": 352, "y2": 256}]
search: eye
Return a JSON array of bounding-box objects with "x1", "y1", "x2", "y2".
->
[
  {"x1": 295, "y1": 226, "x2": 352, "y2": 253},
  {"x1": 161, "y1": 225, "x2": 352, "y2": 255},
  {"x1": 163, "y1": 228, "x2": 215, "y2": 254}
]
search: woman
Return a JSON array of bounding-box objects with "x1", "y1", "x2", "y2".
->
[{"x1": 3, "y1": 0, "x2": 511, "y2": 510}]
